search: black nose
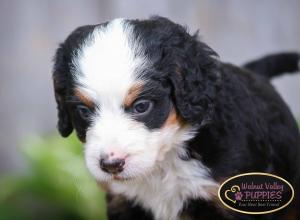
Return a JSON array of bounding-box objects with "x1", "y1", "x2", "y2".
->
[{"x1": 100, "y1": 158, "x2": 125, "y2": 174}]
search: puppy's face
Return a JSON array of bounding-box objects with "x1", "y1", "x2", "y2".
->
[{"x1": 53, "y1": 17, "x2": 219, "y2": 182}]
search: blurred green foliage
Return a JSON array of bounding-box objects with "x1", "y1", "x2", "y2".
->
[{"x1": 0, "y1": 134, "x2": 107, "y2": 220}]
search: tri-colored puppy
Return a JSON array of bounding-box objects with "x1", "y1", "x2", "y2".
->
[{"x1": 52, "y1": 16, "x2": 300, "y2": 220}]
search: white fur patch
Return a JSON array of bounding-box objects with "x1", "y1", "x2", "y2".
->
[
  {"x1": 72, "y1": 18, "x2": 218, "y2": 220},
  {"x1": 110, "y1": 146, "x2": 219, "y2": 220},
  {"x1": 73, "y1": 18, "x2": 147, "y2": 103}
]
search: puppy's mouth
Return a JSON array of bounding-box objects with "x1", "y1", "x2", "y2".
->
[
  {"x1": 102, "y1": 169, "x2": 139, "y2": 182},
  {"x1": 112, "y1": 175, "x2": 133, "y2": 181}
]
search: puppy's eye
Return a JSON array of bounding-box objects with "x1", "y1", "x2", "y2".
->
[
  {"x1": 132, "y1": 99, "x2": 153, "y2": 115},
  {"x1": 76, "y1": 105, "x2": 92, "y2": 121}
]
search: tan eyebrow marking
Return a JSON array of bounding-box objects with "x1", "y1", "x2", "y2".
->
[
  {"x1": 123, "y1": 83, "x2": 144, "y2": 107},
  {"x1": 74, "y1": 89, "x2": 94, "y2": 108}
]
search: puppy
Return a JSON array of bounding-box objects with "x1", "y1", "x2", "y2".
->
[{"x1": 52, "y1": 16, "x2": 300, "y2": 220}]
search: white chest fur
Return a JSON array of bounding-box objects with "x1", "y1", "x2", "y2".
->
[{"x1": 110, "y1": 150, "x2": 219, "y2": 220}]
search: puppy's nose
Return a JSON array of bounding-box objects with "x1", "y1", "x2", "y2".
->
[{"x1": 99, "y1": 158, "x2": 125, "y2": 174}]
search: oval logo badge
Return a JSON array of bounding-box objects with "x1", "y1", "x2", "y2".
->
[{"x1": 218, "y1": 172, "x2": 294, "y2": 214}]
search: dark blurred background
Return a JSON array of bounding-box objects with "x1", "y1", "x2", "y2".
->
[{"x1": 0, "y1": 0, "x2": 299, "y2": 219}]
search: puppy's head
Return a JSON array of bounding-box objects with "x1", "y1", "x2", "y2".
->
[{"x1": 52, "y1": 17, "x2": 220, "y2": 182}]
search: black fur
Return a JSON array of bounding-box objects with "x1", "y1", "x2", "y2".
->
[
  {"x1": 244, "y1": 52, "x2": 300, "y2": 78},
  {"x1": 52, "y1": 16, "x2": 300, "y2": 220},
  {"x1": 52, "y1": 25, "x2": 96, "y2": 140},
  {"x1": 126, "y1": 81, "x2": 172, "y2": 129},
  {"x1": 131, "y1": 17, "x2": 221, "y2": 128},
  {"x1": 106, "y1": 193, "x2": 154, "y2": 220}
]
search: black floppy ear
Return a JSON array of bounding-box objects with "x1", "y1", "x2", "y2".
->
[
  {"x1": 169, "y1": 37, "x2": 221, "y2": 128},
  {"x1": 52, "y1": 25, "x2": 96, "y2": 137},
  {"x1": 52, "y1": 45, "x2": 73, "y2": 137}
]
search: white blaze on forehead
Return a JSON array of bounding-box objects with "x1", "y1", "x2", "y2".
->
[{"x1": 73, "y1": 18, "x2": 146, "y2": 104}]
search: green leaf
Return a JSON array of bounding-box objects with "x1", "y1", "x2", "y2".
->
[{"x1": 0, "y1": 133, "x2": 107, "y2": 220}]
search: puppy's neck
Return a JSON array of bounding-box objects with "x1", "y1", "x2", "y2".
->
[{"x1": 110, "y1": 147, "x2": 219, "y2": 220}]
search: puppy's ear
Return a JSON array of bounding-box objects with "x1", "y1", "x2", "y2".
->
[
  {"x1": 52, "y1": 25, "x2": 96, "y2": 137},
  {"x1": 52, "y1": 45, "x2": 73, "y2": 137},
  {"x1": 169, "y1": 38, "x2": 221, "y2": 128}
]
